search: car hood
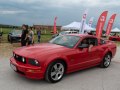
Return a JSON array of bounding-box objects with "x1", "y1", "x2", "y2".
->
[
  {"x1": 12, "y1": 34, "x2": 21, "y2": 37},
  {"x1": 14, "y1": 43, "x2": 70, "y2": 59}
]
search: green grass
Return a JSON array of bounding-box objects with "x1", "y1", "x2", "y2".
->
[
  {"x1": 2, "y1": 34, "x2": 52, "y2": 43},
  {"x1": 0, "y1": 28, "x2": 13, "y2": 34},
  {"x1": 0, "y1": 27, "x2": 59, "y2": 35},
  {"x1": 34, "y1": 34, "x2": 52, "y2": 43},
  {"x1": 1, "y1": 28, "x2": 120, "y2": 46},
  {"x1": 1, "y1": 28, "x2": 53, "y2": 43}
]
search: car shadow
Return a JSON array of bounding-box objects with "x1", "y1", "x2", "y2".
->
[{"x1": 11, "y1": 65, "x2": 103, "y2": 84}]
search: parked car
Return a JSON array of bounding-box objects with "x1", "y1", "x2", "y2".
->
[
  {"x1": 0, "y1": 32, "x2": 3, "y2": 43},
  {"x1": 10, "y1": 34, "x2": 116, "y2": 83},
  {"x1": 109, "y1": 36, "x2": 120, "y2": 41},
  {"x1": 8, "y1": 30, "x2": 22, "y2": 43},
  {"x1": 52, "y1": 31, "x2": 79, "y2": 38}
]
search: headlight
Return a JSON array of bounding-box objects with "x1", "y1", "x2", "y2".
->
[
  {"x1": 13, "y1": 53, "x2": 15, "y2": 57},
  {"x1": 22, "y1": 57, "x2": 26, "y2": 63},
  {"x1": 28, "y1": 59, "x2": 40, "y2": 66}
]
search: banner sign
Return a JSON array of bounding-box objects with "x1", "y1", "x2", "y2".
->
[
  {"x1": 88, "y1": 17, "x2": 94, "y2": 27},
  {"x1": 54, "y1": 17, "x2": 57, "y2": 34},
  {"x1": 96, "y1": 11, "x2": 108, "y2": 38},
  {"x1": 79, "y1": 9, "x2": 88, "y2": 34},
  {"x1": 106, "y1": 14, "x2": 116, "y2": 36}
]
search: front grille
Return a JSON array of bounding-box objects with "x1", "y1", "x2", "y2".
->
[
  {"x1": 12, "y1": 37, "x2": 21, "y2": 39},
  {"x1": 14, "y1": 54, "x2": 26, "y2": 64}
]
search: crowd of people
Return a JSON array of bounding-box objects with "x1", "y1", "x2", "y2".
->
[{"x1": 21, "y1": 24, "x2": 41, "y2": 46}]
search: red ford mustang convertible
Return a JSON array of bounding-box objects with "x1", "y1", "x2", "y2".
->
[{"x1": 10, "y1": 34, "x2": 116, "y2": 83}]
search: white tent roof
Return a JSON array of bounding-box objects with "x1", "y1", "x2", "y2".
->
[
  {"x1": 61, "y1": 21, "x2": 95, "y2": 31},
  {"x1": 111, "y1": 28, "x2": 120, "y2": 33}
]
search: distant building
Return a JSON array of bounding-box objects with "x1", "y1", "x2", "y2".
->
[{"x1": 33, "y1": 25, "x2": 61, "y2": 31}]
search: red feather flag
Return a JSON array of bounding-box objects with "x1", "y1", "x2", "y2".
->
[
  {"x1": 53, "y1": 17, "x2": 57, "y2": 34},
  {"x1": 96, "y1": 11, "x2": 108, "y2": 38},
  {"x1": 106, "y1": 14, "x2": 116, "y2": 36}
]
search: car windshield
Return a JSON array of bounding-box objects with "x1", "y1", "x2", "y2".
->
[
  {"x1": 49, "y1": 35, "x2": 80, "y2": 48},
  {"x1": 12, "y1": 30, "x2": 22, "y2": 34}
]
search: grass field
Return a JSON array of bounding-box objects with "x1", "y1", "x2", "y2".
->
[
  {"x1": 1, "y1": 28, "x2": 120, "y2": 45},
  {"x1": 2, "y1": 34, "x2": 52, "y2": 43},
  {"x1": 1, "y1": 28, "x2": 53, "y2": 43}
]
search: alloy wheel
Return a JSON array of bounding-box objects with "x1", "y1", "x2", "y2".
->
[{"x1": 50, "y1": 63, "x2": 64, "y2": 81}]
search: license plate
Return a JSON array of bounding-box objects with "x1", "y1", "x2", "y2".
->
[{"x1": 10, "y1": 63, "x2": 17, "y2": 71}]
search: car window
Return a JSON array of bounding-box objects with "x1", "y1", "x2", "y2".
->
[
  {"x1": 89, "y1": 38, "x2": 98, "y2": 46},
  {"x1": 60, "y1": 31, "x2": 67, "y2": 35},
  {"x1": 100, "y1": 39, "x2": 106, "y2": 45},
  {"x1": 79, "y1": 37, "x2": 98, "y2": 47},
  {"x1": 73, "y1": 32, "x2": 78, "y2": 34}
]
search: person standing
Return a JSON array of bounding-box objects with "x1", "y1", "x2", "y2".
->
[
  {"x1": 21, "y1": 24, "x2": 29, "y2": 46},
  {"x1": 28, "y1": 27, "x2": 34, "y2": 45},
  {"x1": 37, "y1": 27, "x2": 41, "y2": 43}
]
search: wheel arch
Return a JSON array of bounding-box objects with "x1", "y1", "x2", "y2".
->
[
  {"x1": 45, "y1": 57, "x2": 68, "y2": 73},
  {"x1": 102, "y1": 49, "x2": 113, "y2": 61},
  {"x1": 107, "y1": 51, "x2": 112, "y2": 57}
]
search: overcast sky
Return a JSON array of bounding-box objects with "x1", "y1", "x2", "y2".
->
[{"x1": 0, "y1": 0, "x2": 119, "y2": 28}]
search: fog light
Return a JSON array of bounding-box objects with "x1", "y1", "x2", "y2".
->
[{"x1": 27, "y1": 69, "x2": 41, "y2": 73}]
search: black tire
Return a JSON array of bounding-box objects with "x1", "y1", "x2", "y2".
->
[
  {"x1": 8, "y1": 35, "x2": 10, "y2": 42},
  {"x1": 10, "y1": 37, "x2": 13, "y2": 44},
  {"x1": 100, "y1": 53, "x2": 111, "y2": 68},
  {"x1": 112, "y1": 38, "x2": 116, "y2": 41},
  {"x1": 45, "y1": 60, "x2": 65, "y2": 83}
]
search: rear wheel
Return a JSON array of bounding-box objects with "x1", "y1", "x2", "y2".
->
[
  {"x1": 8, "y1": 35, "x2": 10, "y2": 42},
  {"x1": 10, "y1": 37, "x2": 13, "y2": 44},
  {"x1": 100, "y1": 53, "x2": 111, "y2": 68},
  {"x1": 112, "y1": 38, "x2": 117, "y2": 41},
  {"x1": 45, "y1": 61, "x2": 65, "y2": 83}
]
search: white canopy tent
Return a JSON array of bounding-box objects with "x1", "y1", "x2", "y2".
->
[
  {"x1": 61, "y1": 21, "x2": 95, "y2": 32},
  {"x1": 111, "y1": 28, "x2": 120, "y2": 33}
]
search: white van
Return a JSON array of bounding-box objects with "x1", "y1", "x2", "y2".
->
[{"x1": 52, "y1": 31, "x2": 79, "y2": 38}]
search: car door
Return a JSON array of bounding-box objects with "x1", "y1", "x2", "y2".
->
[
  {"x1": 68, "y1": 38, "x2": 91, "y2": 69},
  {"x1": 87, "y1": 37, "x2": 101, "y2": 64},
  {"x1": 67, "y1": 48, "x2": 90, "y2": 71},
  {"x1": 73, "y1": 37, "x2": 101, "y2": 68}
]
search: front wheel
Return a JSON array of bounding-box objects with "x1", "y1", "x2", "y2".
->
[
  {"x1": 45, "y1": 61, "x2": 65, "y2": 83},
  {"x1": 100, "y1": 53, "x2": 111, "y2": 68}
]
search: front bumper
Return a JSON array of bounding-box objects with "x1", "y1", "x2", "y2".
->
[
  {"x1": 10, "y1": 57, "x2": 44, "y2": 79},
  {"x1": 11, "y1": 36, "x2": 21, "y2": 41}
]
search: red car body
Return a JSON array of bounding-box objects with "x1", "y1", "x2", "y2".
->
[
  {"x1": 10, "y1": 34, "x2": 116, "y2": 80},
  {"x1": 109, "y1": 36, "x2": 120, "y2": 41}
]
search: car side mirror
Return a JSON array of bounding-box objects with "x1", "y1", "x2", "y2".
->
[{"x1": 78, "y1": 44, "x2": 89, "y2": 49}]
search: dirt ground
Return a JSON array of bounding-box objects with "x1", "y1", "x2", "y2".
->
[{"x1": 0, "y1": 43, "x2": 20, "y2": 58}]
